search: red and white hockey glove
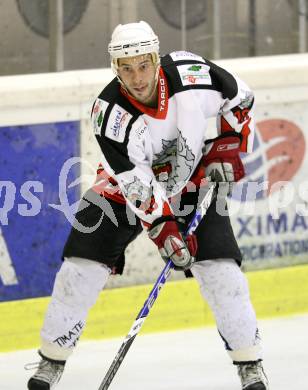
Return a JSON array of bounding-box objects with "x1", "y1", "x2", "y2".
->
[
  {"x1": 202, "y1": 132, "x2": 245, "y2": 186},
  {"x1": 148, "y1": 217, "x2": 197, "y2": 271}
]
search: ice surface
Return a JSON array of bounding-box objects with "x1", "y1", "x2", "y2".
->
[{"x1": 1, "y1": 314, "x2": 307, "y2": 389}]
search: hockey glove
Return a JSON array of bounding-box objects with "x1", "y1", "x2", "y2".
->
[
  {"x1": 202, "y1": 132, "x2": 245, "y2": 192},
  {"x1": 148, "y1": 217, "x2": 197, "y2": 270}
]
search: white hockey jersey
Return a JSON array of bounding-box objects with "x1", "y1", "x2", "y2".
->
[{"x1": 91, "y1": 51, "x2": 255, "y2": 226}]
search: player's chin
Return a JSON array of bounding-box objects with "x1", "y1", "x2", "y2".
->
[{"x1": 133, "y1": 92, "x2": 150, "y2": 104}]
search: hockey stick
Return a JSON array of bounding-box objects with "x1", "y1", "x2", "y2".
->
[{"x1": 98, "y1": 181, "x2": 217, "y2": 390}]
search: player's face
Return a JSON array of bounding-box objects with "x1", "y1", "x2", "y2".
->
[{"x1": 117, "y1": 54, "x2": 157, "y2": 105}]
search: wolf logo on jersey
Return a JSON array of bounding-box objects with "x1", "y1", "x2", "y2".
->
[
  {"x1": 152, "y1": 130, "x2": 195, "y2": 195},
  {"x1": 123, "y1": 176, "x2": 158, "y2": 215},
  {"x1": 123, "y1": 176, "x2": 152, "y2": 203}
]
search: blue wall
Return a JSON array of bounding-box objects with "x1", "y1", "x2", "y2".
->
[{"x1": 0, "y1": 121, "x2": 80, "y2": 301}]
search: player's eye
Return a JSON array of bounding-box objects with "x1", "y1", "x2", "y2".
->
[
  {"x1": 140, "y1": 63, "x2": 149, "y2": 71},
  {"x1": 121, "y1": 66, "x2": 131, "y2": 73}
]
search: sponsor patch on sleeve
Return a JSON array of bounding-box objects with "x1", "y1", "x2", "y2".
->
[
  {"x1": 132, "y1": 119, "x2": 148, "y2": 140},
  {"x1": 105, "y1": 104, "x2": 133, "y2": 143},
  {"x1": 92, "y1": 98, "x2": 109, "y2": 136},
  {"x1": 170, "y1": 51, "x2": 206, "y2": 63},
  {"x1": 177, "y1": 63, "x2": 212, "y2": 86}
]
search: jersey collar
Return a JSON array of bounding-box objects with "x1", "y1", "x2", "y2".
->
[{"x1": 120, "y1": 68, "x2": 169, "y2": 120}]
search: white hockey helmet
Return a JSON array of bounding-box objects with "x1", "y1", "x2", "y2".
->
[{"x1": 108, "y1": 21, "x2": 160, "y2": 71}]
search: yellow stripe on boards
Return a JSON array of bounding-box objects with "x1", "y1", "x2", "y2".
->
[{"x1": 1, "y1": 264, "x2": 308, "y2": 353}]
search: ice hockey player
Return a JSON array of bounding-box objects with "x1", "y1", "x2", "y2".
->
[{"x1": 27, "y1": 21, "x2": 268, "y2": 390}]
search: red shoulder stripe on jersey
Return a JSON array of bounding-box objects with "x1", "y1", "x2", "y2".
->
[
  {"x1": 91, "y1": 167, "x2": 126, "y2": 204},
  {"x1": 220, "y1": 116, "x2": 234, "y2": 132},
  {"x1": 239, "y1": 117, "x2": 251, "y2": 152},
  {"x1": 120, "y1": 68, "x2": 169, "y2": 119},
  {"x1": 220, "y1": 115, "x2": 251, "y2": 153}
]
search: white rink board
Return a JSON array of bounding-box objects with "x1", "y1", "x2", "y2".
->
[
  {"x1": 2, "y1": 314, "x2": 308, "y2": 390},
  {"x1": 1, "y1": 54, "x2": 308, "y2": 287}
]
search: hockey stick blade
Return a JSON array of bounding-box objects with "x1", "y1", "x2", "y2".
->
[{"x1": 98, "y1": 181, "x2": 217, "y2": 390}]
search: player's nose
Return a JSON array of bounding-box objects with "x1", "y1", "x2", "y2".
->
[{"x1": 132, "y1": 70, "x2": 143, "y2": 84}]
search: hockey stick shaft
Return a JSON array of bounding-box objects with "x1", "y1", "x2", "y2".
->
[{"x1": 98, "y1": 182, "x2": 217, "y2": 390}]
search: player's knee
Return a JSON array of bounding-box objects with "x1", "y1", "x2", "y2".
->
[
  {"x1": 215, "y1": 260, "x2": 250, "y2": 302},
  {"x1": 52, "y1": 257, "x2": 110, "y2": 308},
  {"x1": 192, "y1": 259, "x2": 250, "y2": 306}
]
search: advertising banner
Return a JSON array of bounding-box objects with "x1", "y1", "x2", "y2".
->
[
  {"x1": 1, "y1": 55, "x2": 307, "y2": 294},
  {"x1": 229, "y1": 114, "x2": 308, "y2": 270},
  {"x1": 0, "y1": 121, "x2": 80, "y2": 301}
]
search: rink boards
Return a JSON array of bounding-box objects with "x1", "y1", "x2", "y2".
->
[
  {"x1": 1, "y1": 263, "x2": 308, "y2": 352},
  {"x1": 0, "y1": 54, "x2": 308, "y2": 351}
]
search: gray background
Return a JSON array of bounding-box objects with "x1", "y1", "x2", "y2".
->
[{"x1": 0, "y1": 0, "x2": 306, "y2": 76}]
